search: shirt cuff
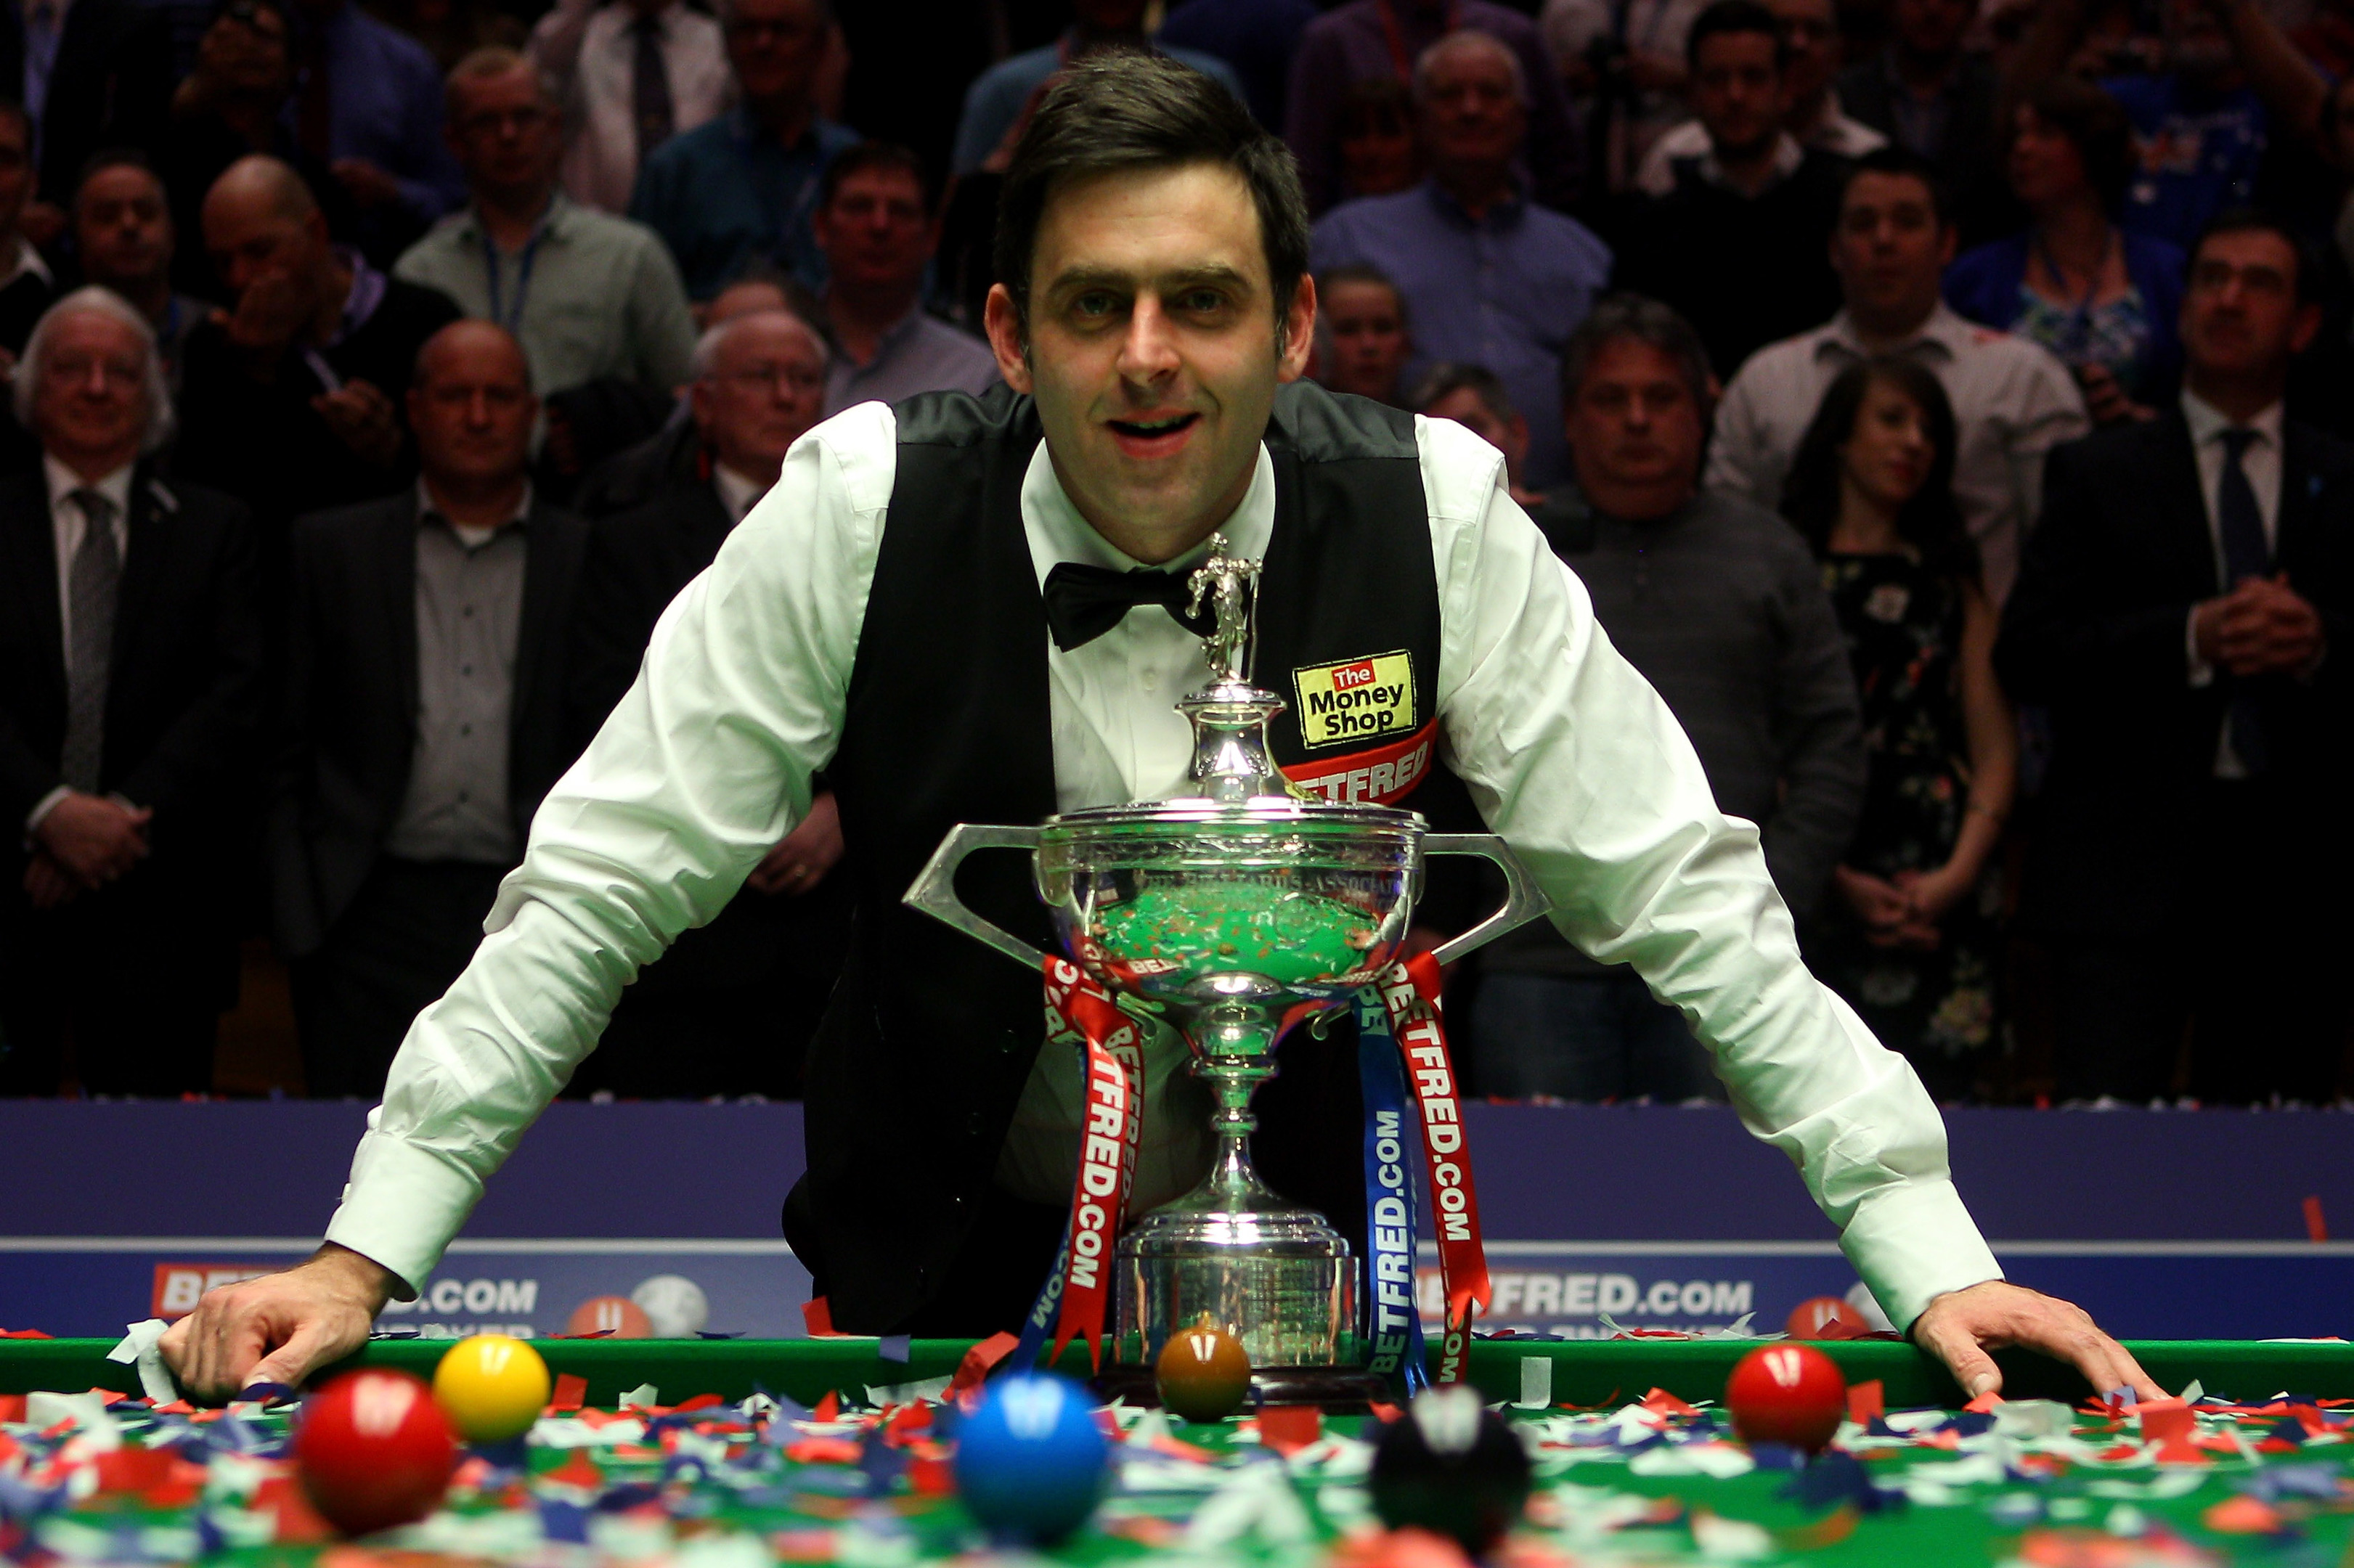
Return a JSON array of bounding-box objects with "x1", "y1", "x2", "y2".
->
[
  {"x1": 2186, "y1": 608, "x2": 2215, "y2": 687},
  {"x1": 1837, "y1": 1176, "x2": 2004, "y2": 1331},
  {"x1": 23, "y1": 785, "x2": 69, "y2": 842},
  {"x1": 322, "y1": 1122, "x2": 484, "y2": 1301}
]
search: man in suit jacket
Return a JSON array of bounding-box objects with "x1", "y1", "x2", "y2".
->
[
  {"x1": 1999, "y1": 211, "x2": 2354, "y2": 1106},
  {"x1": 272, "y1": 319, "x2": 587, "y2": 1098},
  {"x1": 564, "y1": 308, "x2": 847, "y2": 1098},
  {"x1": 0, "y1": 288, "x2": 264, "y2": 1095}
]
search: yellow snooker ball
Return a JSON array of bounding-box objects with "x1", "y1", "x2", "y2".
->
[{"x1": 431, "y1": 1334, "x2": 551, "y2": 1443}]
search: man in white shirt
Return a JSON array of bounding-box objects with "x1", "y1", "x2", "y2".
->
[
  {"x1": 1997, "y1": 213, "x2": 2353, "y2": 1108},
  {"x1": 1706, "y1": 147, "x2": 2090, "y2": 603},
  {"x1": 163, "y1": 52, "x2": 2155, "y2": 1407},
  {"x1": 1634, "y1": 0, "x2": 1884, "y2": 195},
  {"x1": 528, "y1": 0, "x2": 731, "y2": 215}
]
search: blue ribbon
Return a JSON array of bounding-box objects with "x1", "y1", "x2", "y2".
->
[
  {"x1": 1357, "y1": 987, "x2": 1428, "y2": 1398},
  {"x1": 1011, "y1": 1217, "x2": 1070, "y2": 1372}
]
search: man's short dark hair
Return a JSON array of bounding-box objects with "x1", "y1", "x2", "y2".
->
[
  {"x1": 1315, "y1": 262, "x2": 1406, "y2": 322},
  {"x1": 1685, "y1": 0, "x2": 1786, "y2": 73},
  {"x1": 1409, "y1": 362, "x2": 1517, "y2": 423},
  {"x1": 2192, "y1": 207, "x2": 2322, "y2": 306},
  {"x1": 74, "y1": 147, "x2": 160, "y2": 211},
  {"x1": 820, "y1": 141, "x2": 934, "y2": 213},
  {"x1": 1560, "y1": 293, "x2": 1714, "y2": 410},
  {"x1": 993, "y1": 50, "x2": 1310, "y2": 340},
  {"x1": 1839, "y1": 145, "x2": 1954, "y2": 230}
]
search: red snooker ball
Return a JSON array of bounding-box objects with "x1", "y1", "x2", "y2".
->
[
  {"x1": 1785, "y1": 1295, "x2": 1869, "y2": 1341},
  {"x1": 294, "y1": 1370, "x2": 457, "y2": 1536},
  {"x1": 1724, "y1": 1344, "x2": 1847, "y2": 1454}
]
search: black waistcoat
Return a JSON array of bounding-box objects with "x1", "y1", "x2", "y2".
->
[{"x1": 785, "y1": 379, "x2": 1481, "y2": 1333}]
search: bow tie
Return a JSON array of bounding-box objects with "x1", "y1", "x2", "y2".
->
[{"x1": 1041, "y1": 560, "x2": 1215, "y2": 652}]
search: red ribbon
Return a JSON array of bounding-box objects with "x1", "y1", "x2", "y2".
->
[
  {"x1": 1043, "y1": 957, "x2": 1145, "y2": 1370},
  {"x1": 1375, "y1": 950, "x2": 1489, "y2": 1384}
]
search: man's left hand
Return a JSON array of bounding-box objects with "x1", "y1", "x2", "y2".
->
[
  {"x1": 312, "y1": 380, "x2": 402, "y2": 467},
  {"x1": 748, "y1": 792, "x2": 843, "y2": 896},
  {"x1": 1911, "y1": 1279, "x2": 2164, "y2": 1402}
]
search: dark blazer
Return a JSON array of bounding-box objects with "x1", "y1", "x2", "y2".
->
[
  {"x1": 0, "y1": 0, "x2": 173, "y2": 202},
  {"x1": 566, "y1": 477, "x2": 730, "y2": 753},
  {"x1": 269, "y1": 489, "x2": 589, "y2": 957},
  {"x1": 1996, "y1": 412, "x2": 2354, "y2": 936},
  {"x1": 0, "y1": 464, "x2": 262, "y2": 859}
]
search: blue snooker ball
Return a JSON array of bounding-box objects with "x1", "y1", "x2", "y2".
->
[{"x1": 953, "y1": 1372, "x2": 1109, "y2": 1543}]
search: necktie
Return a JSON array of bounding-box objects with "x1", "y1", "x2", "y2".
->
[
  {"x1": 2217, "y1": 427, "x2": 2270, "y2": 775},
  {"x1": 631, "y1": 12, "x2": 675, "y2": 164},
  {"x1": 1040, "y1": 560, "x2": 1216, "y2": 652},
  {"x1": 59, "y1": 489, "x2": 118, "y2": 793}
]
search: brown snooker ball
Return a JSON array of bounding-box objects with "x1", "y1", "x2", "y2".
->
[{"x1": 1154, "y1": 1320, "x2": 1252, "y2": 1422}]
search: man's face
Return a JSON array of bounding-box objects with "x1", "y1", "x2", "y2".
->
[
  {"x1": 1831, "y1": 171, "x2": 1953, "y2": 322},
  {"x1": 1320, "y1": 279, "x2": 1409, "y2": 401},
  {"x1": 33, "y1": 310, "x2": 150, "y2": 467},
  {"x1": 448, "y1": 64, "x2": 562, "y2": 200},
  {"x1": 726, "y1": 0, "x2": 825, "y2": 106},
  {"x1": 1892, "y1": 0, "x2": 1974, "y2": 57},
  {"x1": 691, "y1": 312, "x2": 826, "y2": 474},
  {"x1": 409, "y1": 327, "x2": 537, "y2": 490},
  {"x1": 813, "y1": 166, "x2": 931, "y2": 297},
  {"x1": 204, "y1": 187, "x2": 325, "y2": 307},
  {"x1": 987, "y1": 162, "x2": 1311, "y2": 552},
  {"x1": 1690, "y1": 31, "x2": 1784, "y2": 160},
  {"x1": 1563, "y1": 338, "x2": 1704, "y2": 510},
  {"x1": 76, "y1": 165, "x2": 173, "y2": 290},
  {"x1": 1768, "y1": 0, "x2": 1842, "y2": 106},
  {"x1": 200, "y1": 1, "x2": 290, "y2": 97},
  {"x1": 1418, "y1": 41, "x2": 1527, "y2": 176},
  {"x1": 2180, "y1": 228, "x2": 2318, "y2": 382}
]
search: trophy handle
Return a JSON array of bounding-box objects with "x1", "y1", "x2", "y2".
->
[
  {"x1": 903, "y1": 823, "x2": 1049, "y2": 972},
  {"x1": 1420, "y1": 833, "x2": 1552, "y2": 968}
]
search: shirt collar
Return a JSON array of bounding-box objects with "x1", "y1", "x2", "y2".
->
[
  {"x1": 2181, "y1": 387, "x2": 2284, "y2": 449},
  {"x1": 729, "y1": 103, "x2": 826, "y2": 152},
  {"x1": 44, "y1": 455, "x2": 135, "y2": 515},
  {"x1": 1022, "y1": 439, "x2": 1276, "y2": 592},
  {"x1": 417, "y1": 476, "x2": 534, "y2": 545},
  {"x1": 1422, "y1": 176, "x2": 1526, "y2": 229},
  {"x1": 2, "y1": 237, "x2": 52, "y2": 288},
  {"x1": 1819, "y1": 301, "x2": 1968, "y2": 360},
  {"x1": 328, "y1": 247, "x2": 388, "y2": 348},
  {"x1": 713, "y1": 462, "x2": 767, "y2": 522},
  {"x1": 460, "y1": 190, "x2": 570, "y2": 246},
  {"x1": 1695, "y1": 131, "x2": 1804, "y2": 192}
]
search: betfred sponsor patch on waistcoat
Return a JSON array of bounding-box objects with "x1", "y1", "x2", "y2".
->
[
  {"x1": 1282, "y1": 719, "x2": 1437, "y2": 806},
  {"x1": 1293, "y1": 650, "x2": 1416, "y2": 749}
]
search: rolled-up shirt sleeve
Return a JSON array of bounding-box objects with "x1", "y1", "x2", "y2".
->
[
  {"x1": 1417, "y1": 415, "x2": 2002, "y2": 1329},
  {"x1": 325, "y1": 403, "x2": 898, "y2": 1294}
]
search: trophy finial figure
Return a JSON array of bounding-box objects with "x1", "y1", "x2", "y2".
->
[{"x1": 1186, "y1": 532, "x2": 1259, "y2": 685}]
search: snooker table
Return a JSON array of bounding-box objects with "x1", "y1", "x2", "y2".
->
[{"x1": 4, "y1": 1335, "x2": 2353, "y2": 1565}]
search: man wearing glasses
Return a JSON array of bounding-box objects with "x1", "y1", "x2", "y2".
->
[{"x1": 396, "y1": 48, "x2": 698, "y2": 404}]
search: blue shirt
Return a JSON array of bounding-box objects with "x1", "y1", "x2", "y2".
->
[
  {"x1": 1310, "y1": 181, "x2": 1613, "y2": 491},
  {"x1": 2103, "y1": 73, "x2": 2268, "y2": 252},
  {"x1": 1944, "y1": 226, "x2": 2189, "y2": 401},
  {"x1": 1156, "y1": 0, "x2": 1319, "y2": 128},
  {"x1": 287, "y1": 1, "x2": 467, "y2": 227},
  {"x1": 951, "y1": 36, "x2": 1247, "y2": 175},
  {"x1": 630, "y1": 107, "x2": 858, "y2": 301}
]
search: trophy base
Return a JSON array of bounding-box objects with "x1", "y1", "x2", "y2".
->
[{"x1": 1094, "y1": 1360, "x2": 1391, "y2": 1414}]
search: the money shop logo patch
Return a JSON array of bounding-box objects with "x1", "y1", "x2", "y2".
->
[{"x1": 1294, "y1": 650, "x2": 1415, "y2": 749}]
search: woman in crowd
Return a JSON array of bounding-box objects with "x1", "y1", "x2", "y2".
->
[
  {"x1": 1944, "y1": 75, "x2": 2186, "y2": 424},
  {"x1": 1781, "y1": 358, "x2": 2016, "y2": 1101}
]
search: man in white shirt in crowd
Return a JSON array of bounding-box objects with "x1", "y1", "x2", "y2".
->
[
  {"x1": 529, "y1": 0, "x2": 733, "y2": 215},
  {"x1": 811, "y1": 142, "x2": 996, "y2": 416},
  {"x1": 1634, "y1": 0, "x2": 1883, "y2": 195},
  {"x1": 1706, "y1": 147, "x2": 2089, "y2": 602},
  {"x1": 163, "y1": 53, "x2": 2155, "y2": 1407}
]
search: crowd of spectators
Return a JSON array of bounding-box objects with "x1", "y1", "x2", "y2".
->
[{"x1": 2, "y1": 0, "x2": 2350, "y2": 1111}]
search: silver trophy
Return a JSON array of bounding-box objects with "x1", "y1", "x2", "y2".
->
[{"x1": 905, "y1": 536, "x2": 1548, "y2": 1405}]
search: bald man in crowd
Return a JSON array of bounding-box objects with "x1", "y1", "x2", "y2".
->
[
  {"x1": 563, "y1": 308, "x2": 847, "y2": 1098},
  {"x1": 176, "y1": 156, "x2": 461, "y2": 558},
  {"x1": 268, "y1": 319, "x2": 587, "y2": 1099}
]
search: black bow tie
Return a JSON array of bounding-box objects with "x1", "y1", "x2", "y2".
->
[{"x1": 1041, "y1": 560, "x2": 1215, "y2": 652}]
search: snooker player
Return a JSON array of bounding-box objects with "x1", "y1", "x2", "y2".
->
[{"x1": 163, "y1": 54, "x2": 2160, "y2": 1405}]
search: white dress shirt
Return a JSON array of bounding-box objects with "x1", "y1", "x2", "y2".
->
[
  {"x1": 1707, "y1": 304, "x2": 2090, "y2": 603},
  {"x1": 2180, "y1": 390, "x2": 2286, "y2": 777},
  {"x1": 324, "y1": 404, "x2": 2005, "y2": 1331},
  {"x1": 529, "y1": 0, "x2": 733, "y2": 214},
  {"x1": 23, "y1": 458, "x2": 137, "y2": 836},
  {"x1": 1634, "y1": 101, "x2": 1889, "y2": 197}
]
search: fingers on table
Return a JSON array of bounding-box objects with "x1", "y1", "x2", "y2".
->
[{"x1": 1917, "y1": 1315, "x2": 2005, "y2": 1398}]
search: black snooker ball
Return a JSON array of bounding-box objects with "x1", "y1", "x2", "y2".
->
[{"x1": 1368, "y1": 1385, "x2": 1533, "y2": 1559}]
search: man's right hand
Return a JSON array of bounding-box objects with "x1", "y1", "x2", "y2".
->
[
  {"x1": 35, "y1": 793, "x2": 150, "y2": 887},
  {"x1": 2194, "y1": 573, "x2": 2324, "y2": 677},
  {"x1": 159, "y1": 1244, "x2": 397, "y2": 1402},
  {"x1": 213, "y1": 269, "x2": 309, "y2": 358}
]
